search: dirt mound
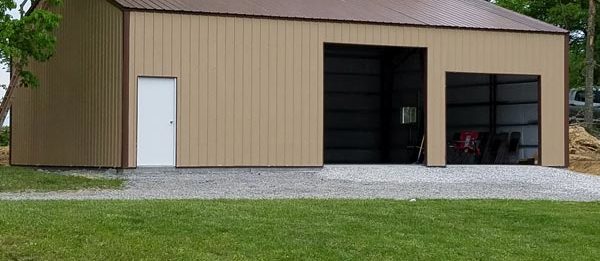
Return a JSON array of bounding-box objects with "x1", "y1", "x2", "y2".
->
[
  {"x1": 570, "y1": 125, "x2": 600, "y2": 158},
  {"x1": 570, "y1": 159, "x2": 600, "y2": 175},
  {"x1": 0, "y1": 147, "x2": 8, "y2": 166},
  {"x1": 569, "y1": 126, "x2": 600, "y2": 175}
]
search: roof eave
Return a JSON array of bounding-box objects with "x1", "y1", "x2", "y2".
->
[{"x1": 120, "y1": 7, "x2": 570, "y2": 36}]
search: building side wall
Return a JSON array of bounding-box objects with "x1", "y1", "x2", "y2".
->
[
  {"x1": 127, "y1": 12, "x2": 567, "y2": 167},
  {"x1": 11, "y1": 0, "x2": 123, "y2": 167}
]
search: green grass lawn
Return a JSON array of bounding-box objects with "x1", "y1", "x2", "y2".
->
[
  {"x1": 0, "y1": 167, "x2": 123, "y2": 192},
  {"x1": 0, "y1": 200, "x2": 599, "y2": 260}
]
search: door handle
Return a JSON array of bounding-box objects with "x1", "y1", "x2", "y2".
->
[{"x1": 169, "y1": 120, "x2": 174, "y2": 125}]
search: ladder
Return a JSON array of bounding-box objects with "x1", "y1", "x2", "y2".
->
[{"x1": 0, "y1": 73, "x2": 19, "y2": 126}]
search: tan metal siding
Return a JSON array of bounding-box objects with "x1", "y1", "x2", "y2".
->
[
  {"x1": 11, "y1": 0, "x2": 123, "y2": 167},
  {"x1": 127, "y1": 12, "x2": 567, "y2": 167}
]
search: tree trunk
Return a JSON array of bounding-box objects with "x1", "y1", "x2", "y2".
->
[{"x1": 584, "y1": 0, "x2": 597, "y2": 126}]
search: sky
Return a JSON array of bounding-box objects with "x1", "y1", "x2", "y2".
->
[{"x1": 1, "y1": 4, "x2": 31, "y2": 126}]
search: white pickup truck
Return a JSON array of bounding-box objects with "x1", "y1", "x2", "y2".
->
[
  {"x1": 569, "y1": 89, "x2": 600, "y2": 107},
  {"x1": 569, "y1": 89, "x2": 600, "y2": 122}
]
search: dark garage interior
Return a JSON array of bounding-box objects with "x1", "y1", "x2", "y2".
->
[
  {"x1": 446, "y1": 73, "x2": 540, "y2": 165},
  {"x1": 324, "y1": 44, "x2": 426, "y2": 164}
]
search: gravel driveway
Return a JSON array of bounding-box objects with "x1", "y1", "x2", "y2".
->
[{"x1": 1, "y1": 165, "x2": 600, "y2": 201}]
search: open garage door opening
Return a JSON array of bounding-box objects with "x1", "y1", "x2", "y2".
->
[
  {"x1": 446, "y1": 73, "x2": 540, "y2": 165},
  {"x1": 324, "y1": 44, "x2": 426, "y2": 164}
]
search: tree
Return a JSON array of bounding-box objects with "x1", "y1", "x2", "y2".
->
[
  {"x1": 0, "y1": 0, "x2": 62, "y2": 87},
  {"x1": 585, "y1": 0, "x2": 597, "y2": 126}
]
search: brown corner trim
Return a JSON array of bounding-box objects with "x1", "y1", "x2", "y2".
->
[
  {"x1": 564, "y1": 35, "x2": 570, "y2": 168},
  {"x1": 8, "y1": 107, "x2": 12, "y2": 166},
  {"x1": 538, "y1": 75, "x2": 543, "y2": 165},
  {"x1": 423, "y1": 49, "x2": 430, "y2": 166},
  {"x1": 121, "y1": 11, "x2": 131, "y2": 168}
]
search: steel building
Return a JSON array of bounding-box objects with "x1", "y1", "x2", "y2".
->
[{"x1": 11, "y1": 0, "x2": 569, "y2": 168}]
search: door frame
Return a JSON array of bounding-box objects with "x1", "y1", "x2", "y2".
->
[{"x1": 136, "y1": 76, "x2": 178, "y2": 167}]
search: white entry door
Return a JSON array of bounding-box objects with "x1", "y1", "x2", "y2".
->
[{"x1": 137, "y1": 77, "x2": 176, "y2": 167}]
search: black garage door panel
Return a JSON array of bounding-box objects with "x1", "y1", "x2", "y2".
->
[
  {"x1": 325, "y1": 131, "x2": 381, "y2": 148},
  {"x1": 325, "y1": 75, "x2": 381, "y2": 93},
  {"x1": 325, "y1": 94, "x2": 381, "y2": 111},
  {"x1": 325, "y1": 150, "x2": 382, "y2": 163},
  {"x1": 325, "y1": 46, "x2": 383, "y2": 163},
  {"x1": 325, "y1": 57, "x2": 381, "y2": 75},
  {"x1": 324, "y1": 112, "x2": 381, "y2": 129}
]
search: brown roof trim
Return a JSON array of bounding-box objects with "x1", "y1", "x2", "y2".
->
[
  {"x1": 26, "y1": 0, "x2": 43, "y2": 15},
  {"x1": 30, "y1": 0, "x2": 567, "y2": 35},
  {"x1": 120, "y1": 7, "x2": 569, "y2": 36},
  {"x1": 29, "y1": 0, "x2": 127, "y2": 14},
  {"x1": 106, "y1": 0, "x2": 127, "y2": 11},
  {"x1": 112, "y1": 0, "x2": 567, "y2": 34}
]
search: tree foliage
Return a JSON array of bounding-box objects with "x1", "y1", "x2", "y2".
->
[
  {"x1": 495, "y1": 0, "x2": 597, "y2": 88},
  {"x1": 0, "y1": 0, "x2": 62, "y2": 87},
  {"x1": 0, "y1": 126, "x2": 9, "y2": 146}
]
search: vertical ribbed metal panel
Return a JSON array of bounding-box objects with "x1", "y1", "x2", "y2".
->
[
  {"x1": 127, "y1": 12, "x2": 566, "y2": 167},
  {"x1": 11, "y1": 0, "x2": 123, "y2": 167}
]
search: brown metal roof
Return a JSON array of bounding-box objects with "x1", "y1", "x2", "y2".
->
[{"x1": 113, "y1": 0, "x2": 568, "y2": 34}]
